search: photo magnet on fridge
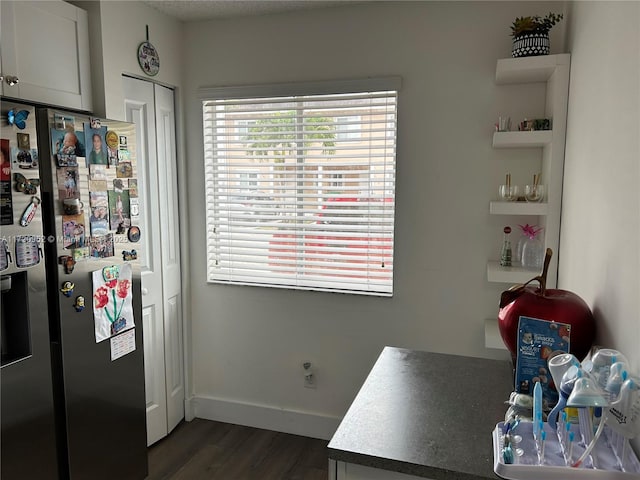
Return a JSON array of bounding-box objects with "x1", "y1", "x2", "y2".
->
[
  {"x1": 128, "y1": 179, "x2": 138, "y2": 197},
  {"x1": 62, "y1": 214, "x2": 86, "y2": 249},
  {"x1": 89, "y1": 179, "x2": 108, "y2": 192},
  {"x1": 0, "y1": 139, "x2": 13, "y2": 225},
  {"x1": 107, "y1": 146, "x2": 119, "y2": 166},
  {"x1": 89, "y1": 191, "x2": 109, "y2": 236},
  {"x1": 54, "y1": 113, "x2": 75, "y2": 131},
  {"x1": 89, "y1": 164, "x2": 107, "y2": 180},
  {"x1": 116, "y1": 162, "x2": 133, "y2": 178},
  {"x1": 112, "y1": 179, "x2": 125, "y2": 193},
  {"x1": 108, "y1": 190, "x2": 130, "y2": 230},
  {"x1": 84, "y1": 124, "x2": 108, "y2": 165},
  {"x1": 17, "y1": 133, "x2": 30, "y2": 150},
  {"x1": 89, "y1": 233, "x2": 114, "y2": 259},
  {"x1": 57, "y1": 167, "x2": 80, "y2": 200},
  {"x1": 51, "y1": 128, "x2": 85, "y2": 167}
]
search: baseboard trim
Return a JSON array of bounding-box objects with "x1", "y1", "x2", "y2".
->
[
  {"x1": 184, "y1": 394, "x2": 196, "y2": 421},
  {"x1": 191, "y1": 395, "x2": 341, "y2": 440}
]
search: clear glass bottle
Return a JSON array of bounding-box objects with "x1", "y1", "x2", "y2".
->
[
  {"x1": 515, "y1": 224, "x2": 536, "y2": 266},
  {"x1": 500, "y1": 226, "x2": 512, "y2": 267},
  {"x1": 521, "y1": 226, "x2": 544, "y2": 270}
]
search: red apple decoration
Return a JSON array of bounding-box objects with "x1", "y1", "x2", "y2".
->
[{"x1": 498, "y1": 248, "x2": 596, "y2": 363}]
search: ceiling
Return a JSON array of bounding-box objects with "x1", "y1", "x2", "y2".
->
[{"x1": 140, "y1": 0, "x2": 363, "y2": 22}]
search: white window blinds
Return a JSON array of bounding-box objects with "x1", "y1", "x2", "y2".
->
[{"x1": 202, "y1": 80, "x2": 398, "y2": 296}]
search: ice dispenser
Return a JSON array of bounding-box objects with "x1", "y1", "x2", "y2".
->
[{"x1": 1, "y1": 272, "x2": 32, "y2": 367}]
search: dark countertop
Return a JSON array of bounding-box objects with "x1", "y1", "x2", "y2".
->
[{"x1": 328, "y1": 347, "x2": 513, "y2": 480}]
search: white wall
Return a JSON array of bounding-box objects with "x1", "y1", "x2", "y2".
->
[
  {"x1": 183, "y1": 2, "x2": 565, "y2": 437},
  {"x1": 562, "y1": 0, "x2": 640, "y2": 453},
  {"x1": 72, "y1": 0, "x2": 185, "y2": 120}
]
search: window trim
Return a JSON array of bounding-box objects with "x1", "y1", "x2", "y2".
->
[{"x1": 198, "y1": 76, "x2": 402, "y2": 101}]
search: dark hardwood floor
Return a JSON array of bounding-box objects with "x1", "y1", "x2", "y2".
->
[{"x1": 146, "y1": 418, "x2": 329, "y2": 480}]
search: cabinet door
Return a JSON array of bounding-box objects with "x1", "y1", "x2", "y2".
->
[
  {"x1": 0, "y1": 1, "x2": 92, "y2": 111},
  {"x1": 336, "y1": 462, "x2": 432, "y2": 480}
]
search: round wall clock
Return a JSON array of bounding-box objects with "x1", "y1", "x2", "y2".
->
[{"x1": 137, "y1": 41, "x2": 160, "y2": 77}]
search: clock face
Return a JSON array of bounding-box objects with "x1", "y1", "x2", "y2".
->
[{"x1": 137, "y1": 41, "x2": 160, "y2": 76}]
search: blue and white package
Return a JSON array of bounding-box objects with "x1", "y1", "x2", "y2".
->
[{"x1": 515, "y1": 316, "x2": 571, "y2": 410}]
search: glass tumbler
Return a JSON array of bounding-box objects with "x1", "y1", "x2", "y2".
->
[
  {"x1": 498, "y1": 184, "x2": 519, "y2": 202},
  {"x1": 525, "y1": 184, "x2": 545, "y2": 202}
]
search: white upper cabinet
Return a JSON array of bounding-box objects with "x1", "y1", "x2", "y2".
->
[{"x1": 0, "y1": 1, "x2": 92, "y2": 111}]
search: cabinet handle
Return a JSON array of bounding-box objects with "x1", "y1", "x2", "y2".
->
[
  {"x1": 142, "y1": 288, "x2": 149, "y2": 296},
  {"x1": 5, "y1": 75, "x2": 19, "y2": 86},
  {"x1": 0, "y1": 75, "x2": 3, "y2": 83}
]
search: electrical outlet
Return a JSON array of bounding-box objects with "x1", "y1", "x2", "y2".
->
[
  {"x1": 304, "y1": 372, "x2": 316, "y2": 388},
  {"x1": 303, "y1": 361, "x2": 316, "y2": 389}
]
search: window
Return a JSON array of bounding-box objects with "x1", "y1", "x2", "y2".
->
[
  {"x1": 336, "y1": 116, "x2": 362, "y2": 140},
  {"x1": 201, "y1": 78, "x2": 399, "y2": 296}
]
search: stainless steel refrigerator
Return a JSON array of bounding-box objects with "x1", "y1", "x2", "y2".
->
[{"x1": 1, "y1": 100, "x2": 147, "y2": 479}]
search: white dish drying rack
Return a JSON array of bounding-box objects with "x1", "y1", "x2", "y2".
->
[{"x1": 493, "y1": 420, "x2": 640, "y2": 479}]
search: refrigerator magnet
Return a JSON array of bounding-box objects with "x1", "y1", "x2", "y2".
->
[
  {"x1": 102, "y1": 265, "x2": 119, "y2": 283},
  {"x1": 129, "y1": 198, "x2": 139, "y2": 218},
  {"x1": 7, "y1": 109, "x2": 29, "y2": 130},
  {"x1": 15, "y1": 236, "x2": 41, "y2": 268},
  {"x1": 60, "y1": 281, "x2": 75, "y2": 297},
  {"x1": 59, "y1": 255, "x2": 76, "y2": 274},
  {"x1": 54, "y1": 113, "x2": 75, "y2": 131},
  {"x1": 127, "y1": 226, "x2": 141, "y2": 243},
  {"x1": 17, "y1": 133, "x2": 30, "y2": 150},
  {"x1": 14, "y1": 173, "x2": 40, "y2": 195},
  {"x1": 122, "y1": 250, "x2": 137, "y2": 261},
  {"x1": 0, "y1": 238, "x2": 11, "y2": 271},
  {"x1": 20, "y1": 197, "x2": 40, "y2": 226},
  {"x1": 74, "y1": 296, "x2": 85, "y2": 312},
  {"x1": 105, "y1": 131, "x2": 118, "y2": 149}
]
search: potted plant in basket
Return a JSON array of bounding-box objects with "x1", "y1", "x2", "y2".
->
[{"x1": 510, "y1": 12, "x2": 563, "y2": 58}]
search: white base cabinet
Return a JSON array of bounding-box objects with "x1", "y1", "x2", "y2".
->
[
  {"x1": 0, "y1": 0, "x2": 92, "y2": 111},
  {"x1": 330, "y1": 460, "x2": 431, "y2": 480}
]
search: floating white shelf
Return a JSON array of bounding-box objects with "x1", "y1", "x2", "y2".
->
[
  {"x1": 492, "y1": 130, "x2": 552, "y2": 148},
  {"x1": 495, "y1": 53, "x2": 571, "y2": 85},
  {"x1": 489, "y1": 201, "x2": 548, "y2": 215},
  {"x1": 485, "y1": 318, "x2": 507, "y2": 350},
  {"x1": 487, "y1": 261, "x2": 538, "y2": 284}
]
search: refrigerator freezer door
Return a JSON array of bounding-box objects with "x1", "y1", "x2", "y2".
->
[
  {"x1": 1, "y1": 101, "x2": 58, "y2": 479},
  {"x1": 37, "y1": 108, "x2": 148, "y2": 480}
]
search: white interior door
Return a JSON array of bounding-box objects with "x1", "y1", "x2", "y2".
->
[
  {"x1": 123, "y1": 76, "x2": 184, "y2": 445},
  {"x1": 154, "y1": 84, "x2": 184, "y2": 432}
]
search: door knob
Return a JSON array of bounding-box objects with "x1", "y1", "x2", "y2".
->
[
  {"x1": 5, "y1": 75, "x2": 19, "y2": 86},
  {"x1": 142, "y1": 288, "x2": 149, "y2": 295}
]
